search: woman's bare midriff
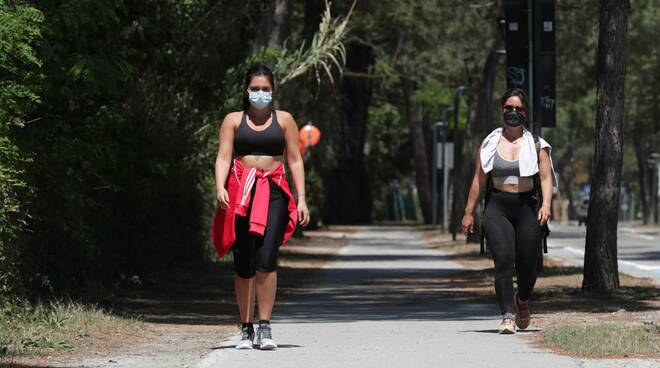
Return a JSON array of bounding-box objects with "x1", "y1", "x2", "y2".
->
[
  {"x1": 494, "y1": 182, "x2": 535, "y2": 193},
  {"x1": 237, "y1": 155, "x2": 284, "y2": 171}
]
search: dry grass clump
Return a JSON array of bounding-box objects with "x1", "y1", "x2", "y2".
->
[
  {"x1": 544, "y1": 322, "x2": 660, "y2": 356},
  {"x1": 0, "y1": 300, "x2": 141, "y2": 357}
]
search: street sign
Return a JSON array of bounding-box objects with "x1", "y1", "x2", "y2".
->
[
  {"x1": 503, "y1": 0, "x2": 556, "y2": 131},
  {"x1": 503, "y1": 0, "x2": 530, "y2": 97},
  {"x1": 533, "y1": 0, "x2": 556, "y2": 127},
  {"x1": 436, "y1": 143, "x2": 454, "y2": 169}
]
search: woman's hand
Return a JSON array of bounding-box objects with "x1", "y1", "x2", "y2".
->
[
  {"x1": 538, "y1": 205, "x2": 551, "y2": 226},
  {"x1": 297, "y1": 199, "x2": 310, "y2": 227},
  {"x1": 461, "y1": 213, "x2": 474, "y2": 235},
  {"x1": 216, "y1": 187, "x2": 230, "y2": 210}
]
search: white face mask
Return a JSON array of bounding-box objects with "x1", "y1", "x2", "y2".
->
[{"x1": 248, "y1": 90, "x2": 272, "y2": 109}]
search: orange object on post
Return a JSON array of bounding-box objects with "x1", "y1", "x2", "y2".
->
[{"x1": 298, "y1": 123, "x2": 321, "y2": 154}]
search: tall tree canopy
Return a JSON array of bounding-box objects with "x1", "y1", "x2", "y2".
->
[{"x1": 0, "y1": 0, "x2": 657, "y2": 301}]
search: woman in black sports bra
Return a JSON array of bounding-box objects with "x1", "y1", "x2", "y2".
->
[{"x1": 214, "y1": 64, "x2": 309, "y2": 350}]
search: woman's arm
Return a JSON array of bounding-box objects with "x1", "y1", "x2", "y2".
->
[
  {"x1": 537, "y1": 147, "x2": 552, "y2": 224},
  {"x1": 215, "y1": 113, "x2": 238, "y2": 209},
  {"x1": 281, "y1": 111, "x2": 310, "y2": 226},
  {"x1": 461, "y1": 148, "x2": 488, "y2": 234}
]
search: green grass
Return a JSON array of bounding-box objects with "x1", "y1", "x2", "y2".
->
[
  {"x1": 544, "y1": 322, "x2": 660, "y2": 356},
  {"x1": 0, "y1": 300, "x2": 141, "y2": 357}
]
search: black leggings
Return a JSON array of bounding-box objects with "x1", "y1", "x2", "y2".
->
[
  {"x1": 482, "y1": 189, "x2": 543, "y2": 315},
  {"x1": 232, "y1": 181, "x2": 288, "y2": 278}
]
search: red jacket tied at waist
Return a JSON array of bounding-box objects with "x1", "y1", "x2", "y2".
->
[{"x1": 212, "y1": 159, "x2": 298, "y2": 257}]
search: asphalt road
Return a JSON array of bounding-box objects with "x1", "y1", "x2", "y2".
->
[{"x1": 546, "y1": 223, "x2": 660, "y2": 282}]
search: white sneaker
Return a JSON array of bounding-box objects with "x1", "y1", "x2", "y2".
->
[
  {"x1": 499, "y1": 317, "x2": 516, "y2": 334},
  {"x1": 235, "y1": 328, "x2": 254, "y2": 350},
  {"x1": 256, "y1": 324, "x2": 277, "y2": 350}
]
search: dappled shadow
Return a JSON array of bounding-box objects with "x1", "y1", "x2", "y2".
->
[
  {"x1": 111, "y1": 262, "x2": 500, "y2": 325},
  {"x1": 98, "y1": 232, "x2": 658, "y2": 327},
  {"x1": 443, "y1": 265, "x2": 659, "y2": 314},
  {"x1": 103, "y1": 236, "x2": 348, "y2": 326},
  {"x1": 530, "y1": 265, "x2": 660, "y2": 314},
  {"x1": 104, "y1": 235, "x2": 503, "y2": 325},
  {"x1": 538, "y1": 265, "x2": 583, "y2": 277},
  {"x1": 458, "y1": 329, "x2": 500, "y2": 334},
  {"x1": 440, "y1": 250, "x2": 491, "y2": 260},
  {"x1": 0, "y1": 360, "x2": 59, "y2": 368},
  {"x1": 275, "y1": 266, "x2": 498, "y2": 323},
  {"x1": 100, "y1": 260, "x2": 238, "y2": 325},
  {"x1": 280, "y1": 252, "x2": 454, "y2": 263},
  {"x1": 545, "y1": 231, "x2": 586, "y2": 239},
  {"x1": 619, "y1": 250, "x2": 660, "y2": 261},
  {"x1": 533, "y1": 284, "x2": 660, "y2": 314},
  {"x1": 211, "y1": 344, "x2": 303, "y2": 350}
]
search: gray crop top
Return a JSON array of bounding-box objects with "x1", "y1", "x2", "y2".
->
[{"x1": 491, "y1": 150, "x2": 533, "y2": 186}]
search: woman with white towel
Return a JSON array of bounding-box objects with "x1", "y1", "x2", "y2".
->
[{"x1": 461, "y1": 88, "x2": 557, "y2": 334}]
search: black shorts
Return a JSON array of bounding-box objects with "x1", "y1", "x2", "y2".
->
[{"x1": 232, "y1": 181, "x2": 288, "y2": 278}]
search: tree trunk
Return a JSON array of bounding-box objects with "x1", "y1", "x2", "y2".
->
[
  {"x1": 268, "y1": 0, "x2": 289, "y2": 49},
  {"x1": 402, "y1": 78, "x2": 432, "y2": 224},
  {"x1": 463, "y1": 51, "x2": 498, "y2": 242},
  {"x1": 328, "y1": 42, "x2": 373, "y2": 224},
  {"x1": 303, "y1": 1, "x2": 324, "y2": 44},
  {"x1": 582, "y1": 0, "x2": 630, "y2": 292},
  {"x1": 252, "y1": 0, "x2": 290, "y2": 51}
]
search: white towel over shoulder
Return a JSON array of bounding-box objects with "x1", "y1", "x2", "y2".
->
[{"x1": 479, "y1": 127, "x2": 558, "y2": 188}]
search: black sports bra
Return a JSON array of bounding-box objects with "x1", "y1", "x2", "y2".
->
[{"x1": 234, "y1": 111, "x2": 285, "y2": 156}]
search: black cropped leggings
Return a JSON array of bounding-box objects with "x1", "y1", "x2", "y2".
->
[
  {"x1": 232, "y1": 181, "x2": 288, "y2": 279},
  {"x1": 482, "y1": 189, "x2": 543, "y2": 315}
]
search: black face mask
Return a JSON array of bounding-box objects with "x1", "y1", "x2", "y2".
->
[{"x1": 503, "y1": 111, "x2": 526, "y2": 127}]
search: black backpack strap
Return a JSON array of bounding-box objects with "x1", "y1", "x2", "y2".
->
[
  {"x1": 480, "y1": 174, "x2": 492, "y2": 255},
  {"x1": 534, "y1": 134, "x2": 541, "y2": 155},
  {"x1": 481, "y1": 135, "x2": 548, "y2": 257}
]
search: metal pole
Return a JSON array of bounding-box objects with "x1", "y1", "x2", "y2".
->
[
  {"x1": 442, "y1": 119, "x2": 450, "y2": 231},
  {"x1": 451, "y1": 86, "x2": 471, "y2": 241},
  {"x1": 439, "y1": 108, "x2": 453, "y2": 231},
  {"x1": 432, "y1": 123, "x2": 438, "y2": 225},
  {"x1": 653, "y1": 163, "x2": 658, "y2": 225},
  {"x1": 484, "y1": 49, "x2": 506, "y2": 133},
  {"x1": 485, "y1": 53, "x2": 495, "y2": 134},
  {"x1": 656, "y1": 162, "x2": 660, "y2": 224},
  {"x1": 443, "y1": 146, "x2": 450, "y2": 231},
  {"x1": 650, "y1": 153, "x2": 660, "y2": 224}
]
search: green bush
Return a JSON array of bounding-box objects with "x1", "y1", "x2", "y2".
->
[
  {"x1": 0, "y1": 2, "x2": 43, "y2": 299},
  {"x1": 9, "y1": 0, "x2": 265, "y2": 295}
]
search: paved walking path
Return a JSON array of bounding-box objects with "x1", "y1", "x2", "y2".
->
[{"x1": 197, "y1": 228, "x2": 580, "y2": 368}]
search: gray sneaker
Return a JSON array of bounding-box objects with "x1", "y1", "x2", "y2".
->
[
  {"x1": 235, "y1": 328, "x2": 255, "y2": 350},
  {"x1": 256, "y1": 324, "x2": 277, "y2": 350}
]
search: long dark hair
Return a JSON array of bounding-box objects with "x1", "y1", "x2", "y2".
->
[
  {"x1": 242, "y1": 64, "x2": 275, "y2": 111},
  {"x1": 500, "y1": 87, "x2": 530, "y2": 116}
]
